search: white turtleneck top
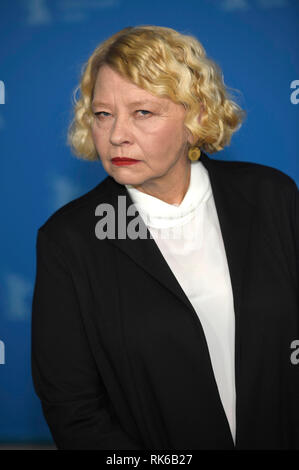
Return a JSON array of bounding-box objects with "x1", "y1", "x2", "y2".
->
[{"x1": 125, "y1": 160, "x2": 236, "y2": 445}]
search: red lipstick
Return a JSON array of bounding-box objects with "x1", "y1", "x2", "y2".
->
[{"x1": 111, "y1": 157, "x2": 140, "y2": 166}]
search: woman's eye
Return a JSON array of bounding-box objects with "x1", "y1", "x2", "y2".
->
[
  {"x1": 94, "y1": 111, "x2": 110, "y2": 118},
  {"x1": 136, "y1": 110, "x2": 151, "y2": 116}
]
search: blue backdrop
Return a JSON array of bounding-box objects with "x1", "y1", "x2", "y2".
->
[{"x1": 0, "y1": 0, "x2": 298, "y2": 444}]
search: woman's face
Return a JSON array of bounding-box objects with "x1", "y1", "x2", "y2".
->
[{"x1": 91, "y1": 65, "x2": 193, "y2": 196}]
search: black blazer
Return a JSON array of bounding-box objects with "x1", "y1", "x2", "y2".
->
[{"x1": 31, "y1": 151, "x2": 299, "y2": 450}]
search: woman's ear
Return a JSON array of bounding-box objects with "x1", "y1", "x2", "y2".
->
[
  {"x1": 198, "y1": 103, "x2": 205, "y2": 125},
  {"x1": 187, "y1": 129, "x2": 195, "y2": 146},
  {"x1": 185, "y1": 103, "x2": 205, "y2": 145}
]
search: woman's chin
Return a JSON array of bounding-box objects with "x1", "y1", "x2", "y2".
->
[{"x1": 108, "y1": 167, "x2": 145, "y2": 186}]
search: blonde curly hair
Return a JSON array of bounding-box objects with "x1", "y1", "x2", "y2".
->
[{"x1": 67, "y1": 25, "x2": 246, "y2": 160}]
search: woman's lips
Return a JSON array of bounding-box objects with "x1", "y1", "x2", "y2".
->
[{"x1": 111, "y1": 157, "x2": 140, "y2": 166}]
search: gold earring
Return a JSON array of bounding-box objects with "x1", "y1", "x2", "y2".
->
[{"x1": 188, "y1": 146, "x2": 201, "y2": 161}]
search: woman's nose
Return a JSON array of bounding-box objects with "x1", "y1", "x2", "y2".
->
[{"x1": 109, "y1": 114, "x2": 133, "y2": 145}]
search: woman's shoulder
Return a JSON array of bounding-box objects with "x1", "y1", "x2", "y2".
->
[
  {"x1": 201, "y1": 153, "x2": 298, "y2": 219},
  {"x1": 209, "y1": 155, "x2": 298, "y2": 199},
  {"x1": 36, "y1": 175, "x2": 117, "y2": 245},
  {"x1": 212, "y1": 155, "x2": 296, "y2": 185}
]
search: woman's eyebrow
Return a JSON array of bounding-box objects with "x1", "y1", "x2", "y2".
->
[
  {"x1": 127, "y1": 100, "x2": 161, "y2": 107},
  {"x1": 91, "y1": 99, "x2": 162, "y2": 108}
]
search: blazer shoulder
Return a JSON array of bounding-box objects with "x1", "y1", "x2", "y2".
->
[
  {"x1": 212, "y1": 157, "x2": 298, "y2": 194},
  {"x1": 36, "y1": 175, "x2": 114, "y2": 242}
]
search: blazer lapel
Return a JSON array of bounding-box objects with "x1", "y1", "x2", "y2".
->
[
  {"x1": 199, "y1": 153, "x2": 256, "y2": 326},
  {"x1": 103, "y1": 180, "x2": 198, "y2": 314}
]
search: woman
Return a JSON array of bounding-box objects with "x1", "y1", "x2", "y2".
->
[{"x1": 31, "y1": 25, "x2": 299, "y2": 450}]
